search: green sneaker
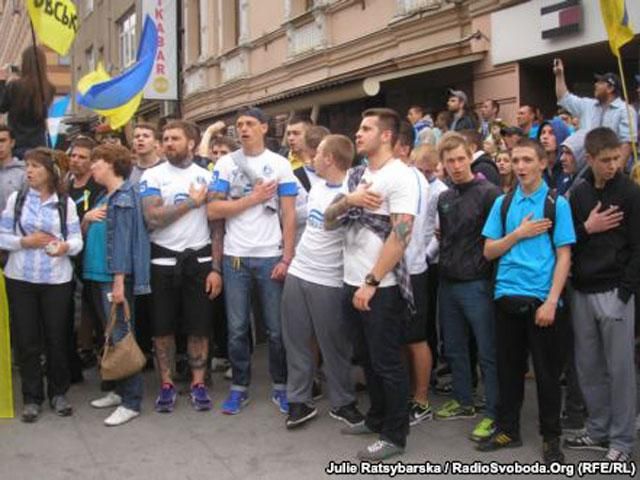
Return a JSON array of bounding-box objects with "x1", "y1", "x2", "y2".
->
[
  {"x1": 470, "y1": 417, "x2": 495, "y2": 442},
  {"x1": 435, "y1": 399, "x2": 476, "y2": 420}
]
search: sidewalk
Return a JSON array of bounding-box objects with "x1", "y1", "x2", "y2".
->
[{"x1": 0, "y1": 345, "x2": 636, "y2": 480}]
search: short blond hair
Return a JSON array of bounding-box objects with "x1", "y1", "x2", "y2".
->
[
  {"x1": 411, "y1": 144, "x2": 439, "y2": 171},
  {"x1": 437, "y1": 131, "x2": 472, "y2": 161},
  {"x1": 321, "y1": 134, "x2": 354, "y2": 171}
]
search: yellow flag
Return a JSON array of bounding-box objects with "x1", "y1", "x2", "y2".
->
[
  {"x1": 26, "y1": 0, "x2": 79, "y2": 56},
  {"x1": 78, "y1": 64, "x2": 142, "y2": 130},
  {"x1": 600, "y1": 0, "x2": 635, "y2": 57},
  {"x1": 0, "y1": 269, "x2": 14, "y2": 418}
]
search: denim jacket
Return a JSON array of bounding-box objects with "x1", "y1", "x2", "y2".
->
[{"x1": 106, "y1": 180, "x2": 151, "y2": 295}]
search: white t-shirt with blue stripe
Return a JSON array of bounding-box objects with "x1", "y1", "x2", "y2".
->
[{"x1": 211, "y1": 149, "x2": 298, "y2": 258}]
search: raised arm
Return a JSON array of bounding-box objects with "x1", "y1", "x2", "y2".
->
[{"x1": 553, "y1": 58, "x2": 568, "y2": 100}]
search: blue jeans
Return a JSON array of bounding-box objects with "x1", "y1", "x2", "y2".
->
[
  {"x1": 438, "y1": 278, "x2": 498, "y2": 418},
  {"x1": 223, "y1": 256, "x2": 286, "y2": 390},
  {"x1": 95, "y1": 282, "x2": 144, "y2": 411}
]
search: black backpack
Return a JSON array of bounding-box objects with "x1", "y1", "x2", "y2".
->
[
  {"x1": 500, "y1": 188, "x2": 557, "y2": 248},
  {"x1": 13, "y1": 186, "x2": 68, "y2": 240}
]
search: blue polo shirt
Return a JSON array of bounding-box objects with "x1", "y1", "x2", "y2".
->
[{"x1": 482, "y1": 182, "x2": 575, "y2": 301}]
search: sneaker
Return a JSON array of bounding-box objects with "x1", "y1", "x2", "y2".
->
[
  {"x1": 470, "y1": 417, "x2": 495, "y2": 442},
  {"x1": 286, "y1": 403, "x2": 318, "y2": 429},
  {"x1": 476, "y1": 430, "x2": 523, "y2": 452},
  {"x1": 341, "y1": 422, "x2": 376, "y2": 435},
  {"x1": 155, "y1": 383, "x2": 177, "y2": 413},
  {"x1": 90, "y1": 392, "x2": 122, "y2": 409},
  {"x1": 563, "y1": 433, "x2": 609, "y2": 451},
  {"x1": 357, "y1": 440, "x2": 404, "y2": 461},
  {"x1": 272, "y1": 389, "x2": 289, "y2": 414},
  {"x1": 604, "y1": 448, "x2": 631, "y2": 462},
  {"x1": 312, "y1": 379, "x2": 323, "y2": 401},
  {"x1": 221, "y1": 390, "x2": 249, "y2": 415},
  {"x1": 50, "y1": 395, "x2": 73, "y2": 417},
  {"x1": 435, "y1": 400, "x2": 475, "y2": 420},
  {"x1": 104, "y1": 406, "x2": 140, "y2": 427},
  {"x1": 542, "y1": 437, "x2": 565, "y2": 465},
  {"x1": 330, "y1": 403, "x2": 365, "y2": 427},
  {"x1": 190, "y1": 383, "x2": 213, "y2": 412},
  {"x1": 21, "y1": 403, "x2": 41, "y2": 423},
  {"x1": 409, "y1": 401, "x2": 433, "y2": 426}
]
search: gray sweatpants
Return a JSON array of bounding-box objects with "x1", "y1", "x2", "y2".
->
[
  {"x1": 281, "y1": 274, "x2": 355, "y2": 408},
  {"x1": 571, "y1": 288, "x2": 637, "y2": 454}
]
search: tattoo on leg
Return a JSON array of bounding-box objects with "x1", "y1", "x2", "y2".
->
[
  {"x1": 154, "y1": 336, "x2": 176, "y2": 383},
  {"x1": 187, "y1": 336, "x2": 209, "y2": 372}
]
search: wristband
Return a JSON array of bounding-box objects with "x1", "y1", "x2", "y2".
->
[
  {"x1": 186, "y1": 198, "x2": 197, "y2": 210},
  {"x1": 281, "y1": 258, "x2": 291, "y2": 266}
]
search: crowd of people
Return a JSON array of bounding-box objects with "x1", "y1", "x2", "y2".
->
[{"x1": 0, "y1": 46, "x2": 639, "y2": 465}]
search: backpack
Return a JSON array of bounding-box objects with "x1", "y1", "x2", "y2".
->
[
  {"x1": 500, "y1": 188, "x2": 557, "y2": 248},
  {"x1": 13, "y1": 186, "x2": 68, "y2": 240}
]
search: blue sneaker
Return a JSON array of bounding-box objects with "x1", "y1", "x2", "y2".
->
[
  {"x1": 221, "y1": 390, "x2": 249, "y2": 415},
  {"x1": 155, "y1": 383, "x2": 177, "y2": 413},
  {"x1": 190, "y1": 383, "x2": 213, "y2": 412},
  {"x1": 272, "y1": 389, "x2": 289, "y2": 414}
]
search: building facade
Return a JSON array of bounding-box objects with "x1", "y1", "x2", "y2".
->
[{"x1": 181, "y1": 0, "x2": 521, "y2": 135}]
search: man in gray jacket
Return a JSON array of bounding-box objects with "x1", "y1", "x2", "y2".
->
[{"x1": 0, "y1": 125, "x2": 24, "y2": 212}]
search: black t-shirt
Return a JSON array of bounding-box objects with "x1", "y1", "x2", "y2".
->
[{"x1": 68, "y1": 176, "x2": 105, "y2": 221}]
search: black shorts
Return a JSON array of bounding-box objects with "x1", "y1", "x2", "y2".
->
[
  {"x1": 405, "y1": 271, "x2": 429, "y2": 344},
  {"x1": 150, "y1": 259, "x2": 214, "y2": 337}
]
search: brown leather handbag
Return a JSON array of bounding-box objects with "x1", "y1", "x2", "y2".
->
[{"x1": 100, "y1": 299, "x2": 146, "y2": 381}]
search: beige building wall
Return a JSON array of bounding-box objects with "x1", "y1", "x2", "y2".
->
[
  {"x1": 0, "y1": 2, "x2": 71, "y2": 96},
  {"x1": 183, "y1": 0, "x2": 522, "y2": 126}
]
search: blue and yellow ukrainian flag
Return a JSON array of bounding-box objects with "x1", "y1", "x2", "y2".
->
[{"x1": 600, "y1": 0, "x2": 635, "y2": 57}]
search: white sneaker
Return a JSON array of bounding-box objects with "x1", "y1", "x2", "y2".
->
[
  {"x1": 91, "y1": 392, "x2": 122, "y2": 409},
  {"x1": 104, "y1": 406, "x2": 139, "y2": 427}
]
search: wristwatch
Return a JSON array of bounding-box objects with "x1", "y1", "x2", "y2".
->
[{"x1": 364, "y1": 273, "x2": 380, "y2": 287}]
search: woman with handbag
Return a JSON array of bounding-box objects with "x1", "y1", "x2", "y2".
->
[
  {"x1": 83, "y1": 143, "x2": 150, "y2": 426},
  {"x1": 0, "y1": 148, "x2": 82, "y2": 422}
]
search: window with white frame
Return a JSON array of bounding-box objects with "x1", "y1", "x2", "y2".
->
[
  {"x1": 85, "y1": 46, "x2": 95, "y2": 72},
  {"x1": 118, "y1": 10, "x2": 136, "y2": 68}
]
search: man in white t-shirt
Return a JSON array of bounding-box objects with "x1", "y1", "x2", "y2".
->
[
  {"x1": 208, "y1": 107, "x2": 298, "y2": 416},
  {"x1": 282, "y1": 134, "x2": 365, "y2": 430},
  {"x1": 140, "y1": 120, "x2": 222, "y2": 414},
  {"x1": 324, "y1": 108, "x2": 418, "y2": 461},
  {"x1": 394, "y1": 122, "x2": 433, "y2": 427}
]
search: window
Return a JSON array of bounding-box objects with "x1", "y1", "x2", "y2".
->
[
  {"x1": 85, "y1": 0, "x2": 94, "y2": 16},
  {"x1": 118, "y1": 10, "x2": 136, "y2": 68},
  {"x1": 85, "y1": 46, "x2": 95, "y2": 72}
]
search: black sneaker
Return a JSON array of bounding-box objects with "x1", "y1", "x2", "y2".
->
[
  {"x1": 286, "y1": 403, "x2": 317, "y2": 429},
  {"x1": 330, "y1": 403, "x2": 365, "y2": 427},
  {"x1": 434, "y1": 381, "x2": 453, "y2": 396},
  {"x1": 542, "y1": 437, "x2": 565, "y2": 465},
  {"x1": 21, "y1": 403, "x2": 41, "y2": 423},
  {"x1": 50, "y1": 395, "x2": 73, "y2": 417},
  {"x1": 409, "y1": 401, "x2": 433, "y2": 426},
  {"x1": 563, "y1": 433, "x2": 609, "y2": 451},
  {"x1": 476, "y1": 430, "x2": 523, "y2": 452}
]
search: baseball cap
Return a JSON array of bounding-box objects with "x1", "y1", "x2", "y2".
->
[
  {"x1": 500, "y1": 126, "x2": 525, "y2": 137},
  {"x1": 447, "y1": 88, "x2": 468, "y2": 104},
  {"x1": 236, "y1": 106, "x2": 269, "y2": 124},
  {"x1": 594, "y1": 72, "x2": 621, "y2": 93}
]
